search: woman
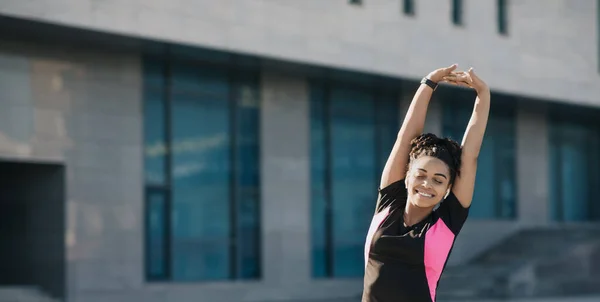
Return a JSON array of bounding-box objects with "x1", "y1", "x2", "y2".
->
[{"x1": 362, "y1": 64, "x2": 490, "y2": 302}]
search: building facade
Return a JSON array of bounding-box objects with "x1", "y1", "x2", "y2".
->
[{"x1": 0, "y1": 0, "x2": 599, "y2": 301}]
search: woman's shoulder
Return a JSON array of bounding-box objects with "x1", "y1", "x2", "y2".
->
[
  {"x1": 375, "y1": 179, "x2": 408, "y2": 214},
  {"x1": 431, "y1": 191, "x2": 470, "y2": 234}
]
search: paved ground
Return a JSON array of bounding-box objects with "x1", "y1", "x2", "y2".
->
[
  {"x1": 287, "y1": 295, "x2": 600, "y2": 302},
  {"x1": 442, "y1": 297, "x2": 600, "y2": 302}
]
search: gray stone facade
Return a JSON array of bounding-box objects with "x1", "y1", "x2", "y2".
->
[
  {"x1": 0, "y1": 1, "x2": 598, "y2": 301},
  {"x1": 0, "y1": 38, "x2": 563, "y2": 302},
  {"x1": 0, "y1": 0, "x2": 598, "y2": 106},
  {"x1": 0, "y1": 42, "x2": 144, "y2": 301}
]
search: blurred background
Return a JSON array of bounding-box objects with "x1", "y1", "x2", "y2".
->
[{"x1": 0, "y1": 0, "x2": 598, "y2": 302}]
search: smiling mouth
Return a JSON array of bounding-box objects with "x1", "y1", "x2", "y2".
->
[{"x1": 416, "y1": 189, "x2": 435, "y2": 198}]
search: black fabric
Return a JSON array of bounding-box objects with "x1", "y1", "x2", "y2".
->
[
  {"x1": 363, "y1": 180, "x2": 470, "y2": 302},
  {"x1": 375, "y1": 179, "x2": 408, "y2": 214},
  {"x1": 435, "y1": 191, "x2": 470, "y2": 235}
]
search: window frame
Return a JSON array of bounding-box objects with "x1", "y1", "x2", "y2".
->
[
  {"x1": 403, "y1": 0, "x2": 416, "y2": 16},
  {"x1": 142, "y1": 54, "x2": 262, "y2": 282},
  {"x1": 547, "y1": 108, "x2": 600, "y2": 222},
  {"x1": 309, "y1": 80, "x2": 400, "y2": 278},
  {"x1": 441, "y1": 90, "x2": 517, "y2": 220},
  {"x1": 452, "y1": 0, "x2": 463, "y2": 26},
  {"x1": 497, "y1": 0, "x2": 508, "y2": 35}
]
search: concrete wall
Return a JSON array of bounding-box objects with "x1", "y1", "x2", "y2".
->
[
  {"x1": 0, "y1": 42, "x2": 145, "y2": 302},
  {"x1": 516, "y1": 104, "x2": 549, "y2": 227},
  {"x1": 0, "y1": 39, "x2": 366, "y2": 302},
  {"x1": 0, "y1": 0, "x2": 598, "y2": 107},
  {"x1": 260, "y1": 71, "x2": 311, "y2": 288}
]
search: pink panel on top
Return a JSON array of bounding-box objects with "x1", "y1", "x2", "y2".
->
[
  {"x1": 424, "y1": 219, "x2": 455, "y2": 302},
  {"x1": 364, "y1": 207, "x2": 390, "y2": 267}
]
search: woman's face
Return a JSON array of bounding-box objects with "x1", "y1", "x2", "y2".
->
[{"x1": 405, "y1": 156, "x2": 451, "y2": 208}]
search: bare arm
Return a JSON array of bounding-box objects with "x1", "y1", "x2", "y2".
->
[
  {"x1": 379, "y1": 85, "x2": 432, "y2": 188},
  {"x1": 446, "y1": 69, "x2": 491, "y2": 207},
  {"x1": 380, "y1": 64, "x2": 458, "y2": 188}
]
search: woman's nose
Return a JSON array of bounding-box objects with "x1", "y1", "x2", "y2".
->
[{"x1": 422, "y1": 179, "x2": 432, "y2": 188}]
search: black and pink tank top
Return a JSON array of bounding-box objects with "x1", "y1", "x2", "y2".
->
[{"x1": 362, "y1": 180, "x2": 470, "y2": 302}]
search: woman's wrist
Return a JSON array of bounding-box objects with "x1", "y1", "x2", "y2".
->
[
  {"x1": 476, "y1": 86, "x2": 490, "y2": 97},
  {"x1": 426, "y1": 73, "x2": 442, "y2": 83},
  {"x1": 425, "y1": 64, "x2": 458, "y2": 85}
]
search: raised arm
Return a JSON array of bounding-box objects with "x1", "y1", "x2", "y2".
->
[
  {"x1": 380, "y1": 64, "x2": 458, "y2": 188},
  {"x1": 444, "y1": 68, "x2": 490, "y2": 207}
]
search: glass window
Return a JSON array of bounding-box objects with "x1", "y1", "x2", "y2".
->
[
  {"x1": 145, "y1": 189, "x2": 167, "y2": 279},
  {"x1": 143, "y1": 62, "x2": 167, "y2": 187},
  {"x1": 498, "y1": 0, "x2": 508, "y2": 35},
  {"x1": 330, "y1": 87, "x2": 377, "y2": 277},
  {"x1": 404, "y1": 0, "x2": 415, "y2": 16},
  {"x1": 233, "y1": 72, "x2": 261, "y2": 279},
  {"x1": 549, "y1": 113, "x2": 600, "y2": 222},
  {"x1": 311, "y1": 82, "x2": 399, "y2": 278},
  {"x1": 310, "y1": 83, "x2": 328, "y2": 278},
  {"x1": 452, "y1": 0, "x2": 463, "y2": 26},
  {"x1": 170, "y1": 69, "x2": 231, "y2": 280},
  {"x1": 143, "y1": 57, "x2": 261, "y2": 281},
  {"x1": 377, "y1": 94, "x2": 400, "y2": 173},
  {"x1": 442, "y1": 92, "x2": 517, "y2": 219}
]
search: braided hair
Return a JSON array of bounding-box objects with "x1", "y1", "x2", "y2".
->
[{"x1": 408, "y1": 133, "x2": 462, "y2": 185}]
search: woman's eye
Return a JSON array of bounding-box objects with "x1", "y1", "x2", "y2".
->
[
  {"x1": 416, "y1": 175, "x2": 426, "y2": 179},
  {"x1": 434, "y1": 179, "x2": 443, "y2": 184}
]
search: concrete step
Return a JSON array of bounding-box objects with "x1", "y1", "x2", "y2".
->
[
  {"x1": 437, "y1": 227, "x2": 600, "y2": 300},
  {"x1": 0, "y1": 286, "x2": 59, "y2": 302},
  {"x1": 534, "y1": 277, "x2": 600, "y2": 297}
]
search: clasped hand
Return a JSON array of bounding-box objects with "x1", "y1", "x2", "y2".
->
[{"x1": 427, "y1": 64, "x2": 489, "y2": 95}]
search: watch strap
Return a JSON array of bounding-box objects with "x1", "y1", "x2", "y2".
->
[{"x1": 420, "y1": 77, "x2": 438, "y2": 91}]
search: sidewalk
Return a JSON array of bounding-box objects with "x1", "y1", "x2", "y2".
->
[
  {"x1": 440, "y1": 296, "x2": 600, "y2": 302},
  {"x1": 296, "y1": 295, "x2": 600, "y2": 302}
]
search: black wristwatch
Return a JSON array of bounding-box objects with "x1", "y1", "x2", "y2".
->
[{"x1": 420, "y1": 77, "x2": 438, "y2": 91}]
